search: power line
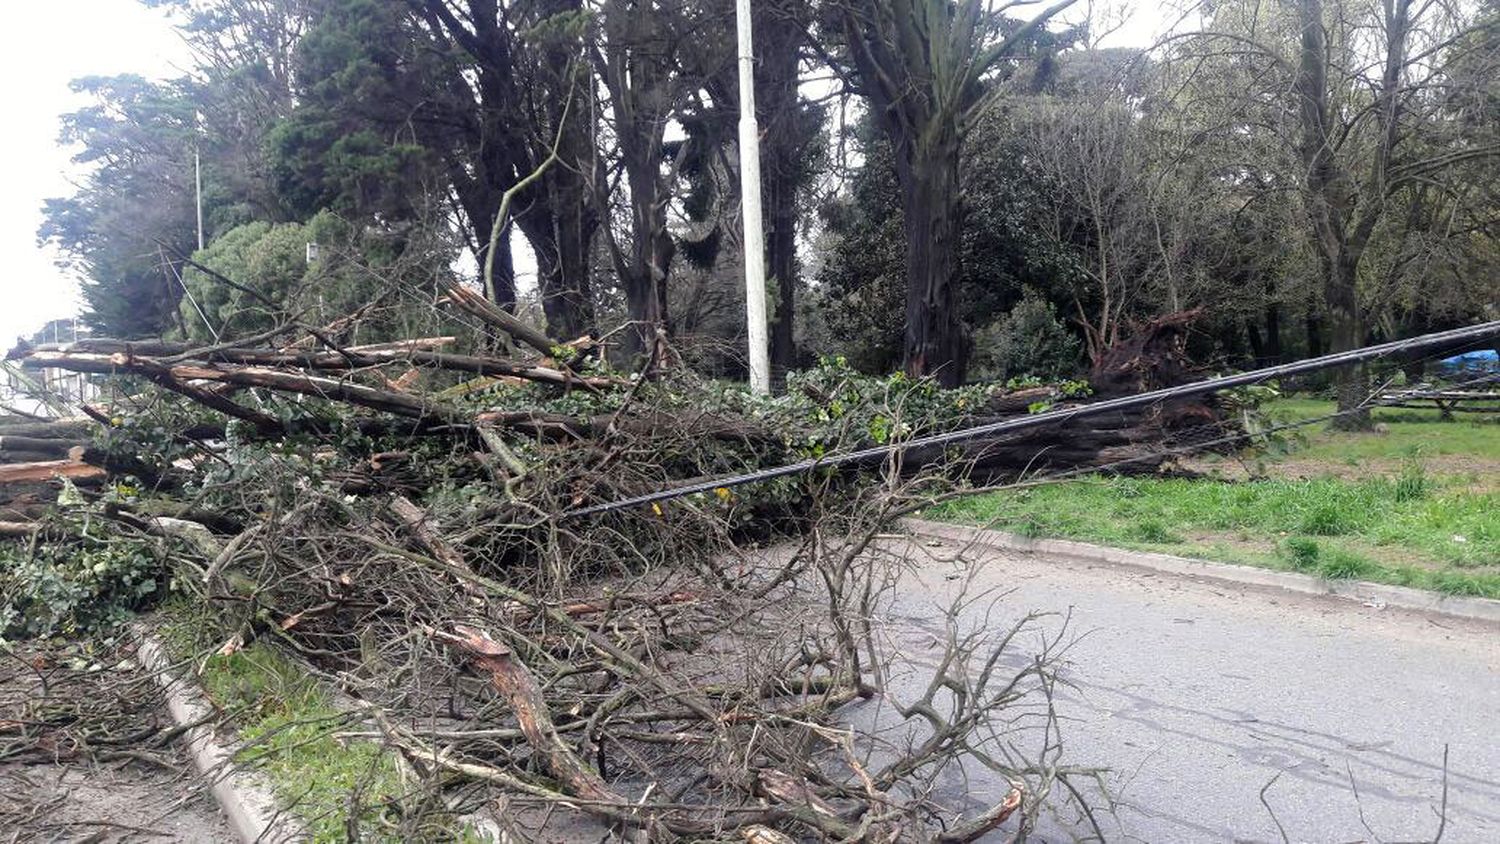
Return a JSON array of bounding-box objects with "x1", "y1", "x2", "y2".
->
[{"x1": 563, "y1": 320, "x2": 1500, "y2": 518}]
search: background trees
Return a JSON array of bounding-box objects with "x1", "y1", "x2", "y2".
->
[{"x1": 40, "y1": 0, "x2": 1499, "y2": 389}]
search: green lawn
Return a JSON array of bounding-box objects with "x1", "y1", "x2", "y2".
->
[{"x1": 928, "y1": 398, "x2": 1500, "y2": 598}]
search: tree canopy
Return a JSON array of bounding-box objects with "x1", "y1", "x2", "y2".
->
[{"x1": 38, "y1": 0, "x2": 1498, "y2": 389}]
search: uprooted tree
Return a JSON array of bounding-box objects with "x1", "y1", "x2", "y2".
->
[{"x1": 0, "y1": 282, "x2": 1251, "y2": 840}]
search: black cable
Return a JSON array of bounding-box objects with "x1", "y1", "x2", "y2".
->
[
  {"x1": 939, "y1": 371, "x2": 1500, "y2": 504},
  {"x1": 562, "y1": 320, "x2": 1500, "y2": 519}
]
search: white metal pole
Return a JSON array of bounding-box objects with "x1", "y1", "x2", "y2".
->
[
  {"x1": 195, "y1": 111, "x2": 205, "y2": 251},
  {"x1": 736, "y1": 0, "x2": 771, "y2": 395},
  {"x1": 195, "y1": 149, "x2": 204, "y2": 251}
]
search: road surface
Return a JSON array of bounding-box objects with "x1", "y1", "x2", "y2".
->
[{"x1": 859, "y1": 534, "x2": 1500, "y2": 843}]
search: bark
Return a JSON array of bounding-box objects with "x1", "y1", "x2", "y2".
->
[
  {"x1": 1293, "y1": 0, "x2": 1417, "y2": 430},
  {"x1": 838, "y1": 0, "x2": 1074, "y2": 386},
  {"x1": 595, "y1": 0, "x2": 681, "y2": 364},
  {"x1": 529, "y1": 0, "x2": 599, "y2": 342},
  {"x1": 390, "y1": 495, "x2": 487, "y2": 598},
  {"x1": 1246, "y1": 320, "x2": 1265, "y2": 365},
  {"x1": 618, "y1": 134, "x2": 674, "y2": 362},
  {"x1": 0, "y1": 460, "x2": 107, "y2": 485},
  {"x1": 435, "y1": 626, "x2": 623, "y2": 804},
  {"x1": 444, "y1": 284, "x2": 567, "y2": 359},
  {"x1": 25, "y1": 338, "x2": 611, "y2": 389},
  {"x1": 1305, "y1": 312, "x2": 1324, "y2": 358},
  {"x1": 0, "y1": 436, "x2": 88, "y2": 458},
  {"x1": 21, "y1": 352, "x2": 454, "y2": 423},
  {"x1": 757, "y1": 1, "x2": 806, "y2": 380},
  {"x1": 899, "y1": 127, "x2": 966, "y2": 387}
]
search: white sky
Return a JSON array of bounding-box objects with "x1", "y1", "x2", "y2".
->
[
  {"x1": 0, "y1": 0, "x2": 1161, "y2": 348},
  {"x1": 0, "y1": 0, "x2": 189, "y2": 348}
]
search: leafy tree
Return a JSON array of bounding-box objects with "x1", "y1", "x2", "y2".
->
[
  {"x1": 409, "y1": 0, "x2": 601, "y2": 337},
  {"x1": 1164, "y1": 0, "x2": 1500, "y2": 425},
  {"x1": 810, "y1": 111, "x2": 1069, "y2": 375},
  {"x1": 179, "y1": 210, "x2": 453, "y2": 342},
  {"x1": 826, "y1": 0, "x2": 1079, "y2": 385},
  {"x1": 38, "y1": 75, "x2": 203, "y2": 337}
]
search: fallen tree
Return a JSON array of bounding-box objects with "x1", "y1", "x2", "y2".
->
[{"x1": 1, "y1": 301, "x2": 1239, "y2": 841}]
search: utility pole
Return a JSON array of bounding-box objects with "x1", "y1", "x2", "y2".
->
[
  {"x1": 736, "y1": 0, "x2": 771, "y2": 395},
  {"x1": 194, "y1": 111, "x2": 205, "y2": 251}
]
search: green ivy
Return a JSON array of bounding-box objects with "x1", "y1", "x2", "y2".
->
[{"x1": 0, "y1": 536, "x2": 168, "y2": 639}]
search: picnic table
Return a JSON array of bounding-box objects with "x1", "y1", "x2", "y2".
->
[{"x1": 1375, "y1": 385, "x2": 1500, "y2": 418}]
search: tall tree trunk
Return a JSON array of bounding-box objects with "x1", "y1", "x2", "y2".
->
[
  {"x1": 758, "y1": 1, "x2": 805, "y2": 382},
  {"x1": 621, "y1": 149, "x2": 674, "y2": 361},
  {"x1": 1305, "y1": 311, "x2": 1324, "y2": 359},
  {"x1": 532, "y1": 0, "x2": 597, "y2": 342},
  {"x1": 596, "y1": 0, "x2": 677, "y2": 365},
  {"x1": 899, "y1": 129, "x2": 965, "y2": 387},
  {"x1": 547, "y1": 201, "x2": 596, "y2": 341}
]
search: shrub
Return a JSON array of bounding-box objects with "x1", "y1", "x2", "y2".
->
[{"x1": 970, "y1": 290, "x2": 1082, "y2": 382}]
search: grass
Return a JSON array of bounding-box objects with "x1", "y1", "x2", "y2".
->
[
  {"x1": 929, "y1": 397, "x2": 1500, "y2": 598},
  {"x1": 155, "y1": 607, "x2": 477, "y2": 842},
  {"x1": 1268, "y1": 398, "x2": 1500, "y2": 463},
  {"x1": 197, "y1": 644, "x2": 412, "y2": 843}
]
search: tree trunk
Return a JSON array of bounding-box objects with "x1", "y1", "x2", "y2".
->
[
  {"x1": 1246, "y1": 320, "x2": 1265, "y2": 365},
  {"x1": 1326, "y1": 257, "x2": 1372, "y2": 430},
  {"x1": 523, "y1": 200, "x2": 596, "y2": 344},
  {"x1": 1305, "y1": 311, "x2": 1324, "y2": 359},
  {"x1": 622, "y1": 145, "x2": 674, "y2": 362},
  {"x1": 900, "y1": 128, "x2": 965, "y2": 387},
  {"x1": 1264, "y1": 300, "x2": 1283, "y2": 364},
  {"x1": 483, "y1": 228, "x2": 516, "y2": 310},
  {"x1": 758, "y1": 1, "x2": 805, "y2": 382},
  {"x1": 532, "y1": 3, "x2": 598, "y2": 342},
  {"x1": 596, "y1": 3, "x2": 676, "y2": 365}
]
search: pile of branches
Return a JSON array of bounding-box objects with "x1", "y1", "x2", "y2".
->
[{"x1": 0, "y1": 294, "x2": 1224, "y2": 840}]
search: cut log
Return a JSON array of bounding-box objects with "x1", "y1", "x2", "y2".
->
[
  {"x1": 0, "y1": 460, "x2": 106, "y2": 485},
  {"x1": 0, "y1": 436, "x2": 89, "y2": 458}
]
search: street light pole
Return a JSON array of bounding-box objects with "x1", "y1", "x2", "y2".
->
[
  {"x1": 736, "y1": 0, "x2": 771, "y2": 395},
  {"x1": 194, "y1": 111, "x2": 205, "y2": 251}
]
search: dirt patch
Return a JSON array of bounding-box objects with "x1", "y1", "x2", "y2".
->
[
  {"x1": 0, "y1": 642, "x2": 231, "y2": 842},
  {"x1": 0, "y1": 762, "x2": 230, "y2": 843},
  {"x1": 1182, "y1": 530, "x2": 1280, "y2": 557}
]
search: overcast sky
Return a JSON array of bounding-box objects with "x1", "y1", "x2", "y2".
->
[
  {"x1": 0, "y1": 0, "x2": 188, "y2": 348},
  {"x1": 0, "y1": 1, "x2": 1161, "y2": 349}
]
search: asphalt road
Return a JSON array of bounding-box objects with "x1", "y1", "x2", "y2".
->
[{"x1": 866, "y1": 535, "x2": 1500, "y2": 843}]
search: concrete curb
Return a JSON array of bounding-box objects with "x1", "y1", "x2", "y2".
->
[
  {"x1": 133, "y1": 627, "x2": 306, "y2": 843},
  {"x1": 901, "y1": 519, "x2": 1500, "y2": 626}
]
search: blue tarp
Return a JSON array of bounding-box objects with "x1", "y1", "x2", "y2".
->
[{"x1": 1437, "y1": 349, "x2": 1499, "y2": 373}]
